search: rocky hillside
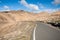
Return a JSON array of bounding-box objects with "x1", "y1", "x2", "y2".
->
[
  {"x1": 0, "y1": 21, "x2": 37, "y2": 40},
  {"x1": 49, "y1": 11, "x2": 60, "y2": 23},
  {"x1": 0, "y1": 10, "x2": 50, "y2": 22},
  {"x1": 0, "y1": 10, "x2": 60, "y2": 24},
  {"x1": 0, "y1": 10, "x2": 60, "y2": 40}
]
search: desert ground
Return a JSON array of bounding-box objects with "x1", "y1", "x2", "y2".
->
[{"x1": 0, "y1": 10, "x2": 60, "y2": 40}]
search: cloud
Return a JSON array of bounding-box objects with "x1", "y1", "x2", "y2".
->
[
  {"x1": 20, "y1": 0, "x2": 39, "y2": 10},
  {"x1": 29, "y1": 4, "x2": 39, "y2": 10},
  {"x1": 4, "y1": 6, "x2": 9, "y2": 9},
  {"x1": 3, "y1": 5, "x2": 10, "y2": 11},
  {"x1": 52, "y1": 0, "x2": 60, "y2": 5},
  {"x1": 43, "y1": 8, "x2": 60, "y2": 13},
  {"x1": 39, "y1": 4, "x2": 44, "y2": 8},
  {"x1": 44, "y1": 9, "x2": 56, "y2": 13},
  {"x1": 38, "y1": 3, "x2": 45, "y2": 8},
  {"x1": 20, "y1": 0, "x2": 28, "y2": 7}
]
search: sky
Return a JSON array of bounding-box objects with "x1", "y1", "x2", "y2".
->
[{"x1": 0, "y1": 0, "x2": 60, "y2": 12}]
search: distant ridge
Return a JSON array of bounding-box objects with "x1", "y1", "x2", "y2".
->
[{"x1": 0, "y1": 10, "x2": 60, "y2": 22}]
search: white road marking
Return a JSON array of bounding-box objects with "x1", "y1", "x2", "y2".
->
[{"x1": 33, "y1": 24, "x2": 37, "y2": 40}]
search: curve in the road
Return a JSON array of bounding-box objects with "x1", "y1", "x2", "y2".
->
[{"x1": 32, "y1": 22, "x2": 60, "y2": 40}]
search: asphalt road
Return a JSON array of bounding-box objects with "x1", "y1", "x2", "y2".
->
[{"x1": 31, "y1": 22, "x2": 60, "y2": 40}]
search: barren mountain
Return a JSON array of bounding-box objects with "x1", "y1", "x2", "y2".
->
[
  {"x1": 0, "y1": 10, "x2": 60, "y2": 40},
  {"x1": 49, "y1": 11, "x2": 60, "y2": 23}
]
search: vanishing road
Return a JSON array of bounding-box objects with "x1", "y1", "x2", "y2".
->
[{"x1": 31, "y1": 22, "x2": 60, "y2": 40}]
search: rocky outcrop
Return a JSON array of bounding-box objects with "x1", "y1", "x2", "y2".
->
[{"x1": 49, "y1": 11, "x2": 60, "y2": 23}]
